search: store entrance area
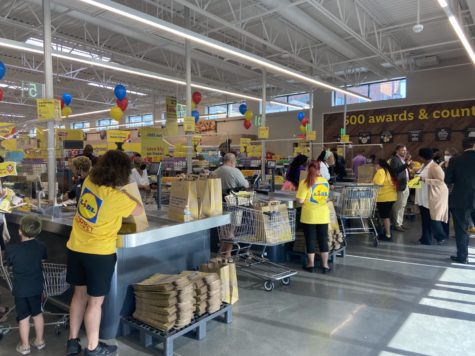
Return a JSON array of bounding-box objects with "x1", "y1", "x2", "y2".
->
[{"x1": 1, "y1": 221, "x2": 472, "y2": 356}]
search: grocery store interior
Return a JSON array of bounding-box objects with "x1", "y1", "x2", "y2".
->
[{"x1": 0, "y1": 0, "x2": 474, "y2": 355}]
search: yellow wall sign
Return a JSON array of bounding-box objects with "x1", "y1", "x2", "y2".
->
[
  {"x1": 184, "y1": 116, "x2": 195, "y2": 133},
  {"x1": 0, "y1": 162, "x2": 17, "y2": 177},
  {"x1": 36, "y1": 99, "x2": 61, "y2": 121},
  {"x1": 240, "y1": 138, "x2": 251, "y2": 154},
  {"x1": 341, "y1": 134, "x2": 350, "y2": 143},
  {"x1": 258, "y1": 126, "x2": 269, "y2": 139},
  {"x1": 306, "y1": 131, "x2": 317, "y2": 141}
]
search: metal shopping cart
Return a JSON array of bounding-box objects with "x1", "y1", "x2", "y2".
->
[
  {"x1": 218, "y1": 192, "x2": 297, "y2": 292},
  {"x1": 0, "y1": 251, "x2": 70, "y2": 339},
  {"x1": 331, "y1": 183, "x2": 380, "y2": 247}
]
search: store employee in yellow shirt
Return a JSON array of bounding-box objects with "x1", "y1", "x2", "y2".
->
[
  {"x1": 296, "y1": 161, "x2": 331, "y2": 274},
  {"x1": 373, "y1": 159, "x2": 397, "y2": 241},
  {"x1": 66, "y1": 150, "x2": 144, "y2": 356}
]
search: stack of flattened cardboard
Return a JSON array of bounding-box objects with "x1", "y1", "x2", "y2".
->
[
  {"x1": 180, "y1": 271, "x2": 222, "y2": 316},
  {"x1": 133, "y1": 274, "x2": 195, "y2": 331}
]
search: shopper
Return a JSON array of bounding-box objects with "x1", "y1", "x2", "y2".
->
[
  {"x1": 330, "y1": 148, "x2": 346, "y2": 181},
  {"x1": 439, "y1": 147, "x2": 458, "y2": 171},
  {"x1": 296, "y1": 160, "x2": 331, "y2": 273},
  {"x1": 130, "y1": 155, "x2": 151, "y2": 201},
  {"x1": 390, "y1": 144, "x2": 413, "y2": 231},
  {"x1": 214, "y1": 153, "x2": 249, "y2": 195},
  {"x1": 81, "y1": 144, "x2": 98, "y2": 166},
  {"x1": 5, "y1": 215, "x2": 46, "y2": 355},
  {"x1": 352, "y1": 151, "x2": 367, "y2": 178},
  {"x1": 316, "y1": 150, "x2": 332, "y2": 181},
  {"x1": 66, "y1": 150, "x2": 144, "y2": 356},
  {"x1": 282, "y1": 154, "x2": 308, "y2": 191},
  {"x1": 63, "y1": 156, "x2": 92, "y2": 203},
  {"x1": 445, "y1": 137, "x2": 475, "y2": 264},
  {"x1": 415, "y1": 148, "x2": 448, "y2": 245},
  {"x1": 218, "y1": 139, "x2": 232, "y2": 157},
  {"x1": 373, "y1": 159, "x2": 397, "y2": 241}
]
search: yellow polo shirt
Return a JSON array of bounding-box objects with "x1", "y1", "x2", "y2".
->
[
  {"x1": 296, "y1": 177, "x2": 330, "y2": 224},
  {"x1": 373, "y1": 168, "x2": 397, "y2": 202},
  {"x1": 67, "y1": 177, "x2": 137, "y2": 255}
]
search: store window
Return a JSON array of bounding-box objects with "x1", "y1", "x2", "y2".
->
[
  {"x1": 207, "y1": 104, "x2": 227, "y2": 120},
  {"x1": 332, "y1": 78, "x2": 407, "y2": 106},
  {"x1": 96, "y1": 118, "x2": 119, "y2": 129},
  {"x1": 263, "y1": 93, "x2": 310, "y2": 114},
  {"x1": 228, "y1": 102, "x2": 242, "y2": 117},
  {"x1": 125, "y1": 113, "x2": 153, "y2": 128},
  {"x1": 72, "y1": 121, "x2": 90, "y2": 130}
]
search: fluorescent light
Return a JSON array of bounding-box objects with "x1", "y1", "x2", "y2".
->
[
  {"x1": 76, "y1": 0, "x2": 370, "y2": 102},
  {"x1": 437, "y1": 0, "x2": 448, "y2": 8},
  {"x1": 448, "y1": 15, "x2": 475, "y2": 64},
  {"x1": 0, "y1": 112, "x2": 25, "y2": 118},
  {"x1": 62, "y1": 108, "x2": 111, "y2": 119},
  {"x1": 87, "y1": 82, "x2": 147, "y2": 96}
]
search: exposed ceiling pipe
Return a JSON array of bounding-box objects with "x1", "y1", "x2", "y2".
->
[{"x1": 258, "y1": 0, "x2": 389, "y2": 78}]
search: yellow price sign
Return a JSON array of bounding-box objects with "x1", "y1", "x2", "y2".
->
[
  {"x1": 258, "y1": 126, "x2": 269, "y2": 139},
  {"x1": 306, "y1": 131, "x2": 316, "y2": 141},
  {"x1": 341, "y1": 134, "x2": 350, "y2": 143},
  {"x1": 36, "y1": 99, "x2": 61, "y2": 121},
  {"x1": 0, "y1": 162, "x2": 17, "y2": 177},
  {"x1": 184, "y1": 116, "x2": 195, "y2": 133}
]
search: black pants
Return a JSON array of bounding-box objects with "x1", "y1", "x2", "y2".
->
[
  {"x1": 452, "y1": 208, "x2": 475, "y2": 261},
  {"x1": 419, "y1": 206, "x2": 447, "y2": 244},
  {"x1": 302, "y1": 223, "x2": 329, "y2": 254}
]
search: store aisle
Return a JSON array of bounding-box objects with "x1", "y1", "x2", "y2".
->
[{"x1": 1, "y1": 222, "x2": 474, "y2": 356}]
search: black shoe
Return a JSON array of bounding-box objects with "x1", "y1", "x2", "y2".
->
[
  {"x1": 66, "y1": 338, "x2": 81, "y2": 355},
  {"x1": 302, "y1": 265, "x2": 316, "y2": 273},
  {"x1": 436, "y1": 239, "x2": 448, "y2": 245},
  {"x1": 320, "y1": 266, "x2": 332, "y2": 274},
  {"x1": 450, "y1": 255, "x2": 469, "y2": 264},
  {"x1": 84, "y1": 342, "x2": 118, "y2": 355}
]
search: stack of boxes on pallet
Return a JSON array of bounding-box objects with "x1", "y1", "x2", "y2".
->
[{"x1": 133, "y1": 271, "x2": 222, "y2": 332}]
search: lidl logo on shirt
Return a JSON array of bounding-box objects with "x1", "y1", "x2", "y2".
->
[
  {"x1": 78, "y1": 188, "x2": 103, "y2": 224},
  {"x1": 309, "y1": 182, "x2": 329, "y2": 204}
]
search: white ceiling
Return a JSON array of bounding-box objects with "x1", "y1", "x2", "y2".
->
[{"x1": 0, "y1": 0, "x2": 473, "y2": 126}]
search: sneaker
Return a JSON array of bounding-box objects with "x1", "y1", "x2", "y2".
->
[
  {"x1": 16, "y1": 343, "x2": 30, "y2": 355},
  {"x1": 30, "y1": 338, "x2": 46, "y2": 350},
  {"x1": 66, "y1": 338, "x2": 82, "y2": 355},
  {"x1": 84, "y1": 342, "x2": 118, "y2": 355}
]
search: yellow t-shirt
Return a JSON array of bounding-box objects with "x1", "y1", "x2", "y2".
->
[
  {"x1": 296, "y1": 177, "x2": 330, "y2": 224},
  {"x1": 67, "y1": 176, "x2": 137, "y2": 255},
  {"x1": 373, "y1": 168, "x2": 397, "y2": 202}
]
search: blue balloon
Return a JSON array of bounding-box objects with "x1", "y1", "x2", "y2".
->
[
  {"x1": 0, "y1": 62, "x2": 5, "y2": 80},
  {"x1": 62, "y1": 92, "x2": 72, "y2": 106},
  {"x1": 239, "y1": 103, "x2": 247, "y2": 115},
  {"x1": 297, "y1": 111, "x2": 305, "y2": 121},
  {"x1": 114, "y1": 84, "x2": 127, "y2": 100},
  {"x1": 191, "y1": 110, "x2": 200, "y2": 122}
]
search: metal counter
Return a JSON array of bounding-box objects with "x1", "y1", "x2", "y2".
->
[{"x1": 4, "y1": 208, "x2": 230, "y2": 339}]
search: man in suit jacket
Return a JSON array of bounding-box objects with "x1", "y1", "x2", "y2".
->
[
  {"x1": 445, "y1": 137, "x2": 475, "y2": 264},
  {"x1": 390, "y1": 145, "x2": 413, "y2": 231}
]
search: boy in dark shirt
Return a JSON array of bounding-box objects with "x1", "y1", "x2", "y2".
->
[{"x1": 6, "y1": 215, "x2": 47, "y2": 355}]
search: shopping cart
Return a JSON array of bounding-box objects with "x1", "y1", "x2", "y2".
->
[
  {"x1": 331, "y1": 183, "x2": 380, "y2": 247},
  {"x1": 0, "y1": 252, "x2": 70, "y2": 339},
  {"x1": 218, "y1": 194, "x2": 298, "y2": 292}
]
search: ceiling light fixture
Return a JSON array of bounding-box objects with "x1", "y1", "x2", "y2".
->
[
  {"x1": 76, "y1": 0, "x2": 370, "y2": 101},
  {"x1": 87, "y1": 82, "x2": 147, "y2": 96},
  {"x1": 413, "y1": 0, "x2": 424, "y2": 33},
  {"x1": 437, "y1": 1, "x2": 475, "y2": 64},
  {"x1": 62, "y1": 108, "x2": 111, "y2": 119}
]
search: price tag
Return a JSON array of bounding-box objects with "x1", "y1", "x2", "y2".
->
[
  {"x1": 341, "y1": 134, "x2": 350, "y2": 143},
  {"x1": 258, "y1": 126, "x2": 269, "y2": 139},
  {"x1": 184, "y1": 116, "x2": 195, "y2": 133},
  {"x1": 36, "y1": 99, "x2": 61, "y2": 121},
  {"x1": 306, "y1": 130, "x2": 316, "y2": 141}
]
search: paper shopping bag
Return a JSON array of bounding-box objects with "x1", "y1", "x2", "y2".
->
[
  {"x1": 357, "y1": 164, "x2": 376, "y2": 183},
  {"x1": 198, "y1": 177, "x2": 223, "y2": 218},
  {"x1": 168, "y1": 179, "x2": 199, "y2": 222},
  {"x1": 200, "y1": 258, "x2": 239, "y2": 304},
  {"x1": 120, "y1": 182, "x2": 149, "y2": 234},
  {"x1": 254, "y1": 202, "x2": 292, "y2": 244}
]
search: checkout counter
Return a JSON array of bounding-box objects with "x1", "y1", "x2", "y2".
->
[{"x1": 4, "y1": 207, "x2": 230, "y2": 339}]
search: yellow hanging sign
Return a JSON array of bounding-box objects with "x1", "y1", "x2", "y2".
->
[
  {"x1": 106, "y1": 130, "x2": 131, "y2": 150},
  {"x1": 166, "y1": 96, "x2": 178, "y2": 136},
  {"x1": 36, "y1": 99, "x2": 61, "y2": 121},
  {"x1": 140, "y1": 127, "x2": 169, "y2": 162},
  {"x1": 184, "y1": 116, "x2": 196, "y2": 133},
  {"x1": 240, "y1": 138, "x2": 251, "y2": 154},
  {"x1": 341, "y1": 134, "x2": 350, "y2": 143},
  {"x1": 258, "y1": 126, "x2": 269, "y2": 139},
  {"x1": 306, "y1": 131, "x2": 317, "y2": 141}
]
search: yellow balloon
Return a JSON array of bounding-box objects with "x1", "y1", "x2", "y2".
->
[
  {"x1": 62, "y1": 106, "x2": 72, "y2": 117},
  {"x1": 299, "y1": 124, "x2": 306, "y2": 133},
  {"x1": 191, "y1": 102, "x2": 196, "y2": 109},
  {"x1": 244, "y1": 110, "x2": 253, "y2": 121},
  {"x1": 110, "y1": 106, "x2": 123, "y2": 121}
]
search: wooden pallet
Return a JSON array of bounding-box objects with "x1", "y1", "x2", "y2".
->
[{"x1": 121, "y1": 304, "x2": 232, "y2": 356}]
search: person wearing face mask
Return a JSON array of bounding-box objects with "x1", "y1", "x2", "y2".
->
[
  {"x1": 439, "y1": 147, "x2": 458, "y2": 171},
  {"x1": 63, "y1": 156, "x2": 92, "y2": 204},
  {"x1": 130, "y1": 155, "x2": 151, "y2": 200}
]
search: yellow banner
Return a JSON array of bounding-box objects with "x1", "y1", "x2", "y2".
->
[
  {"x1": 166, "y1": 96, "x2": 178, "y2": 136},
  {"x1": 0, "y1": 162, "x2": 17, "y2": 177},
  {"x1": 184, "y1": 116, "x2": 195, "y2": 133},
  {"x1": 258, "y1": 126, "x2": 269, "y2": 139},
  {"x1": 140, "y1": 127, "x2": 169, "y2": 162},
  {"x1": 106, "y1": 130, "x2": 130, "y2": 150},
  {"x1": 240, "y1": 138, "x2": 251, "y2": 154},
  {"x1": 36, "y1": 99, "x2": 61, "y2": 121},
  {"x1": 56, "y1": 129, "x2": 84, "y2": 142}
]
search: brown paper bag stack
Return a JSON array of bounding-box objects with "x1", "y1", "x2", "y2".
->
[
  {"x1": 200, "y1": 258, "x2": 238, "y2": 305},
  {"x1": 132, "y1": 274, "x2": 194, "y2": 331},
  {"x1": 180, "y1": 271, "x2": 222, "y2": 316}
]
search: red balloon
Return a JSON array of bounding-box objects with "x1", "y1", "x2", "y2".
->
[
  {"x1": 0, "y1": 88, "x2": 3, "y2": 101},
  {"x1": 60, "y1": 99, "x2": 64, "y2": 109},
  {"x1": 116, "y1": 97, "x2": 128, "y2": 111},
  {"x1": 301, "y1": 118, "x2": 309, "y2": 126},
  {"x1": 243, "y1": 120, "x2": 252, "y2": 129},
  {"x1": 192, "y1": 91, "x2": 202, "y2": 105},
  {"x1": 297, "y1": 134, "x2": 305, "y2": 139}
]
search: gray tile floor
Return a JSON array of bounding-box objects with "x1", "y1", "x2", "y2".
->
[{"x1": 1, "y1": 220, "x2": 475, "y2": 356}]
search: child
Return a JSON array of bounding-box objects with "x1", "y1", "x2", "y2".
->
[{"x1": 6, "y1": 215, "x2": 47, "y2": 355}]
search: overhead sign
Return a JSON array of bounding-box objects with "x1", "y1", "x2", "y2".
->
[
  {"x1": 22, "y1": 82, "x2": 43, "y2": 99},
  {"x1": 140, "y1": 127, "x2": 169, "y2": 161},
  {"x1": 165, "y1": 96, "x2": 178, "y2": 136},
  {"x1": 36, "y1": 99, "x2": 61, "y2": 121},
  {"x1": 258, "y1": 126, "x2": 269, "y2": 139},
  {"x1": 184, "y1": 116, "x2": 195, "y2": 133}
]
